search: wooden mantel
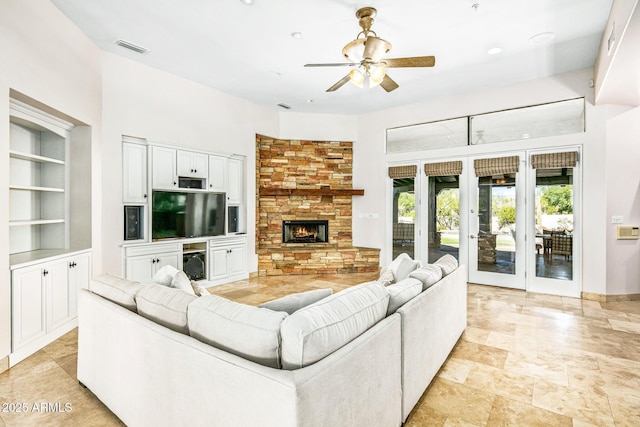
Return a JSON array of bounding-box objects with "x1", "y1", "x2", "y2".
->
[{"x1": 259, "y1": 188, "x2": 365, "y2": 197}]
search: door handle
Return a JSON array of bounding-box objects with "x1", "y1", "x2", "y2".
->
[{"x1": 470, "y1": 235, "x2": 477, "y2": 239}]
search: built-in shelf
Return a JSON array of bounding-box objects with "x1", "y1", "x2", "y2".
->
[
  {"x1": 9, "y1": 219, "x2": 65, "y2": 227},
  {"x1": 10, "y1": 185, "x2": 65, "y2": 193},
  {"x1": 259, "y1": 188, "x2": 365, "y2": 197},
  {"x1": 9, "y1": 150, "x2": 65, "y2": 165}
]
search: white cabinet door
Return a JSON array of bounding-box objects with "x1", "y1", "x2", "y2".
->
[
  {"x1": 11, "y1": 266, "x2": 46, "y2": 350},
  {"x1": 122, "y1": 142, "x2": 148, "y2": 203},
  {"x1": 126, "y1": 251, "x2": 180, "y2": 283},
  {"x1": 126, "y1": 255, "x2": 156, "y2": 283},
  {"x1": 67, "y1": 252, "x2": 91, "y2": 318},
  {"x1": 209, "y1": 248, "x2": 229, "y2": 280},
  {"x1": 208, "y1": 155, "x2": 227, "y2": 192},
  {"x1": 46, "y1": 259, "x2": 71, "y2": 331},
  {"x1": 177, "y1": 151, "x2": 208, "y2": 179},
  {"x1": 227, "y1": 245, "x2": 246, "y2": 276},
  {"x1": 227, "y1": 158, "x2": 243, "y2": 205},
  {"x1": 152, "y1": 146, "x2": 177, "y2": 190}
]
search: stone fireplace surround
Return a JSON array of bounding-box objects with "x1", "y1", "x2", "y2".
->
[{"x1": 256, "y1": 135, "x2": 380, "y2": 276}]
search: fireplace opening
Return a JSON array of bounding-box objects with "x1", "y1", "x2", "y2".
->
[{"x1": 283, "y1": 220, "x2": 328, "y2": 244}]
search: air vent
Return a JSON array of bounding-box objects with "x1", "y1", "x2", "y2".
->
[
  {"x1": 115, "y1": 39, "x2": 150, "y2": 55},
  {"x1": 277, "y1": 103, "x2": 292, "y2": 110}
]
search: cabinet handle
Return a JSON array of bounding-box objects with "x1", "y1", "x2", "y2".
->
[
  {"x1": 144, "y1": 194, "x2": 148, "y2": 199},
  {"x1": 152, "y1": 259, "x2": 156, "y2": 264},
  {"x1": 173, "y1": 181, "x2": 177, "y2": 186},
  {"x1": 69, "y1": 261, "x2": 77, "y2": 268},
  {"x1": 43, "y1": 269, "x2": 48, "y2": 276}
]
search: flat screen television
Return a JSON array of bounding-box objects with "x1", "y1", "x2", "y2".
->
[{"x1": 152, "y1": 190, "x2": 226, "y2": 240}]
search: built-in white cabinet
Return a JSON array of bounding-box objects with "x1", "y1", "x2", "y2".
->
[
  {"x1": 124, "y1": 242, "x2": 182, "y2": 283},
  {"x1": 227, "y1": 157, "x2": 244, "y2": 205},
  {"x1": 9, "y1": 101, "x2": 72, "y2": 255},
  {"x1": 11, "y1": 251, "x2": 91, "y2": 366},
  {"x1": 122, "y1": 140, "x2": 148, "y2": 203},
  {"x1": 152, "y1": 146, "x2": 178, "y2": 190},
  {"x1": 208, "y1": 236, "x2": 247, "y2": 285},
  {"x1": 208, "y1": 155, "x2": 227, "y2": 192},
  {"x1": 177, "y1": 150, "x2": 208, "y2": 179}
]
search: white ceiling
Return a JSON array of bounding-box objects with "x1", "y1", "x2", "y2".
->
[{"x1": 50, "y1": 0, "x2": 613, "y2": 115}]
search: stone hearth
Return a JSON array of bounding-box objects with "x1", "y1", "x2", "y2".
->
[{"x1": 256, "y1": 135, "x2": 379, "y2": 276}]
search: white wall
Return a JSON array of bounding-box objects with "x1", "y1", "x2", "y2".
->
[
  {"x1": 352, "y1": 68, "x2": 611, "y2": 296},
  {"x1": 0, "y1": 0, "x2": 102, "y2": 361},
  {"x1": 278, "y1": 112, "x2": 358, "y2": 142},
  {"x1": 605, "y1": 105, "x2": 640, "y2": 295},
  {"x1": 100, "y1": 52, "x2": 279, "y2": 275}
]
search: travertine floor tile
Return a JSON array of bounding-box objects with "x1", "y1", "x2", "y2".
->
[
  {"x1": 464, "y1": 363, "x2": 535, "y2": 405},
  {"x1": 438, "y1": 358, "x2": 474, "y2": 384},
  {"x1": 420, "y1": 378, "x2": 495, "y2": 426},
  {"x1": 486, "y1": 395, "x2": 572, "y2": 426}
]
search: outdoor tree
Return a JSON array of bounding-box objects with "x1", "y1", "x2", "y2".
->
[
  {"x1": 436, "y1": 189, "x2": 460, "y2": 231},
  {"x1": 397, "y1": 192, "x2": 415, "y2": 221},
  {"x1": 540, "y1": 186, "x2": 573, "y2": 214}
]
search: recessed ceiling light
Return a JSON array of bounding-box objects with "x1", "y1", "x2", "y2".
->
[
  {"x1": 529, "y1": 32, "x2": 555, "y2": 45},
  {"x1": 306, "y1": 99, "x2": 313, "y2": 103},
  {"x1": 239, "y1": 0, "x2": 253, "y2": 5},
  {"x1": 487, "y1": 47, "x2": 502, "y2": 55},
  {"x1": 291, "y1": 32, "x2": 303, "y2": 40}
]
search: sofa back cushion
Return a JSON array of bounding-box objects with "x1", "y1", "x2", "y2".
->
[
  {"x1": 90, "y1": 273, "x2": 145, "y2": 312},
  {"x1": 409, "y1": 264, "x2": 443, "y2": 291},
  {"x1": 136, "y1": 283, "x2": 196, "y2": 334},
  {"x1": 434, "y1": 254, "x2": 459, "y2": 276},
  {"x1": 386, "y1": 278, "x2": 422, "y2": 315},
  {"x1": 280, "y1": 280, "x2": 390, "y2": 370},
  {"x1": 187, "y1": 295, "x2": 288, "y2": 369},
  {"x1": 258, "y1": 288, "x2": 332, "y2": 314},
  {"x1": 388, "y1": 253, "x2": 421, "y2": 282}
]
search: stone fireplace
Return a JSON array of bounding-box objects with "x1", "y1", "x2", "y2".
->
[
  {"x1": 282, "y1": 220, "x2": 328, "y2": 244},
  {"x1": 256, "y1": 135, "x2": 380, "y2": 276}
]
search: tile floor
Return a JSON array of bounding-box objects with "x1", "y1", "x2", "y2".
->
[{"x1": 1, "y1": 273, "x2": 640, "y2": 426}]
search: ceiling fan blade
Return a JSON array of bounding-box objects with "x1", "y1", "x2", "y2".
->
[
  {"x1": 363, "y1": 36, "x2": 391, "y2": 62},
  {"x1": 305, "y1": 62, "x2": 357, "y2": 68},
  {"x1": 380, "y1": 74, "x2": 399, "y2": 92},
  {"x1": 383, "y1": 56, "x2": 435, "y2": 68},
  {"x1": 326, "y1": 74, "x2": 352, "y2": 92}
]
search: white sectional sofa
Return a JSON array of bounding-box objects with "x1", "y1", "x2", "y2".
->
[{"x1": 77, "y1": 255, "x2": 466, "y2": 427}]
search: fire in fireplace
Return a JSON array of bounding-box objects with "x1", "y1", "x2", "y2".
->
[{"x1": 282, "y1": 220, "x2": 328, "y2": 244}]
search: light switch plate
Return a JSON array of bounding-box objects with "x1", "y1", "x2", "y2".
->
[{"x1": 612, "y1": 215, "x2": 624, "y2": 224}]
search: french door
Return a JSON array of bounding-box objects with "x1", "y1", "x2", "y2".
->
[
  {"x1": 467, "y1": 153, "x2": 526, "y2": 289},
  {"x1": 415, "y1": 148, "x2": 581, "y2": 296}
]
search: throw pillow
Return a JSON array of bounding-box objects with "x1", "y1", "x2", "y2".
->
[
  {"x1": 171, "y1": 271, "x2": 196, "y2": 295},
  {"x1": 386, "y1": 278, "x2": 422, "y2": 315},
  {"x1": 409, "y1": 264, "x2": 443, "y2": 291},
  {"x1": 259, "y1": 288, "x2": 332, "y2": 314},
  {"x1": 378, "y1": 266, "x2": 395, "y2": 286},
  {"x1": 152, "y1": 264, "x2": 180, "y2": 287},
  {"x1": 388, "y1": 253, "x2": 420, "y2": 282},
  {"x1": 433, "y1": 254, "x2": 458, "y2": 276},
  {"x1": 190, "y1": 280, "x2": 211, "y2": 296},
  {"x1": 89, "y1": 273, "x2": 145, "y2": 312}
]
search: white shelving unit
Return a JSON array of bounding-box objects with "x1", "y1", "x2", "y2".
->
[{"x1": 9, "y1": 101, "x2": 71, "y2": 255}]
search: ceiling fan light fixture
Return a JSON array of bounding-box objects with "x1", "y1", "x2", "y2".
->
[
  {"x1": 368, "y1": 64, "x2": 386, "y2": 87},
  {"x1": 349, "y1": 68, "x2": 365, "y2": 88},
  {"x1": 342, "y1": 39, "x2": 365, "y2": 62}
]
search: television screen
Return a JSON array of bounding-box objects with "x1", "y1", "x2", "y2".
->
[{"x1": 152, "y1": 191, "x2": 225, "y2": 240}]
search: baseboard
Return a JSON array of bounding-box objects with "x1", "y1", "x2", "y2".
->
[
  {"x1": 0, "y1": 356, "x2": 8, "y2": 374},
  {"x1": 581, "y1": 292, "x2": 640, "y2": 302}
]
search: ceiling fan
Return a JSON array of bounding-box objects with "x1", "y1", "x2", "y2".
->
[{"x1": 305, "y1": 7, "x2": 435, "y2": 93}]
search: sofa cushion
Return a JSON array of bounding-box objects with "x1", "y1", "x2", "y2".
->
[
  {"x1": 388, "y1": 253, "x2": 420, "y2": 282},
  {"x1": 258, "y1": 289, "x2": 333, "y2": 314},
  {"x1": 280, "y1": 280, "x2": 390, "y2": 370},
  {"x1": 434, "y1": 254, "x2": 459, "y2": 276},
  {"x1": 188, "y1": 295, "x2": 288, "y2": 369},
  {"x1": 90, "y1": 273, "x2": 145, "y2": 312},
  {"x1": 386, "y1": 278, "x2": 423, "y2": 315},
  {"x1": 136, "y1": 283, "x2": 196, "y2": 334},
  {"x1": 409, "y1": 264, "x2": 443, "y2": 290}
]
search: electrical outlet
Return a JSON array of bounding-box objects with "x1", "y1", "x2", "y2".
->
[{"x1": 611, "y1": 215, "x2": 624, "y2": 224}]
